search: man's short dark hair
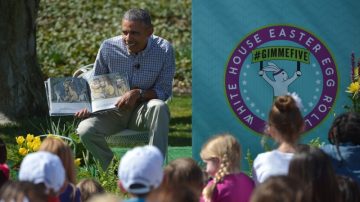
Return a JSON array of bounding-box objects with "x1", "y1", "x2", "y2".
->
[{"x1": 123, "y1": 8, "x2": 152, "y2": 27}]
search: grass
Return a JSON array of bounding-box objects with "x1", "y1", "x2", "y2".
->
[
  {"x1": 0, "y1": 95, "x2": 192, "y2": 146},
  {"x1": 168, "y1": 95, "x2": 192, "y2": 146}
]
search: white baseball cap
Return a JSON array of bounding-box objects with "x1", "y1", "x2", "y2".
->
[
  {"x1": 118, "y1": 145, "x2": 164, "y2": 194},
  {"x1": 19, "y1": 151, "x2": 65, "y2": 193}
]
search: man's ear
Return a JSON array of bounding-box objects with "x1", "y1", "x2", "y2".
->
[
  {"x1": 146, "y1": 26, "x2": 154, "y2": 37},
  {"x1": 117, "y1": 180, "x2": 127, "y2": 193}
]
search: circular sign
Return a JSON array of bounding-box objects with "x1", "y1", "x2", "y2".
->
[{"x1": 225, "y1": 25, "x2": 338, "y2": 134}]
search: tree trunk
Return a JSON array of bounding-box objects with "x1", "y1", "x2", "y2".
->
[{"x1": 0, "y1": 0, "x2": 46, "y2": 124}]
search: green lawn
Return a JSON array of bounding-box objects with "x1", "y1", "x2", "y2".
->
[
  {"x1": 168, "y1": 95, "x2": 192, "y2": 146},
  {"x1": 0, "y1": 95, "x2": 192, "y2": 146}
]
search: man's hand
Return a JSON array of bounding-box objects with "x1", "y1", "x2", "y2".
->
[
  {"x1": 74, "y1": 108, "x2": 91, "y2": 119},
  {"x1": 115, "y1": 89, "x2": 140, "y2": 109}
]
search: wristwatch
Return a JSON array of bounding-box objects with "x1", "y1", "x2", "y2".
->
[{"x1": 139, "y1": 89, "x2": 145, "y2": 101}]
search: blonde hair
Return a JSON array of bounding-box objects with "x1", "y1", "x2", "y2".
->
[
  {"x1": 76, "y1": 178, "x2": 105, "y2": 202},
  {"x1": 39, "y1": 137, "x2": 76, "y2": 184},
  {"x1": 200, "y1": 134, "x2": 241, "y2": 202}
]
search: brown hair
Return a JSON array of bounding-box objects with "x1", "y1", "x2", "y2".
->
[
  {"x1": 288, "y1": 146, "x2": 341, "y2": 202},
  {"x1": 268, "y1": 95, "x2": 304, "y2": 143},
  {"x1": 39, "y1": 137, "x2": 76, "y2": 184},
  {"x1": 250, "y1": 175, "x2": 307, "y2": 202},
  {"x1": 161, "y1": 158, "x2": 203, "y2": 198},
  {"x1": 0, "y1": 181, "x2": 48, "y2": 202},
  {"x1": 200, "y1": 134, "x2": 241, "y2": 202},
  {"x1": 76, "y1": 178, "x2": 105, "y2": 202},
  {"x1": 148, "y1": 184, "x2": 198, "y2": 202}
]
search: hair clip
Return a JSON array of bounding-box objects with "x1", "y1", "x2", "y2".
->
[{"x1": 287, "y1": 92, "x2": 303, "y2": 109}]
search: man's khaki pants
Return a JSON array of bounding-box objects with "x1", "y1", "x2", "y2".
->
[{"x1": 76, "y1": 99, "x2": 170, "y2": 170}]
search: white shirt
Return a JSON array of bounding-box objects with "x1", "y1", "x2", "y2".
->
[{"x1": 252, "y1": 150, "x2": 294, "y2": 185}]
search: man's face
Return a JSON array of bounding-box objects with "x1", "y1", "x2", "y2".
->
[{"x1": 121, "y1": 19, "x2": 153, "y2": 54}]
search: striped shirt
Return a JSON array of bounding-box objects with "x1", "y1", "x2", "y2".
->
[{"x1": 94, "y1": 35, "x2": 176, "y2": 101}]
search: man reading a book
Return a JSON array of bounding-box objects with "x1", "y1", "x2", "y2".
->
[{"x1": 75, "y1": 8, "x2": 175, "y2": 170}]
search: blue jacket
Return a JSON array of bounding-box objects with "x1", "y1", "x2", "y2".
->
[{"x1": 321, "y1": 143, "x2": 360, "y2": 184}]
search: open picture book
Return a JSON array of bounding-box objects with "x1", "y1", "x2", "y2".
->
[{"x1": 45, "y1": 72, "x2": 129, "y2": 116}]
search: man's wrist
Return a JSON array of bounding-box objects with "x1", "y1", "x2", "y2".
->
[{"x1": 138, "y1": 89, "x2": 145, "y2": 101}]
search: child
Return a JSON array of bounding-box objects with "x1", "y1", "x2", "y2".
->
[
  {"x1": 76, "y1": 178, "x2": 105, "y2": 202},
  {"x1": 148, "y1": 157, "x2": 204, "y2": 200},
  {"x1": 252, "y1": 94, "x2": 304, "y2": 184},
  {"x1": 200, "y1": 133, "x2": 254, "y2": 202},
  {"x1": 321, "y1": 112, "x2": 360, "y2": 184},
  {"x1": 250, "y1": 175, "x2": 307, "y2": 202},
  {"x1": 336, "y1": 175, "x2": 360, "y2": 202},
  {"x1": 117, "y1": 145, "x2": 163, "y2": 202},
  {"x1": 0, "y1": 138, "x2": 9, "y2": 188},
  {"x1": 18, "y1": 151, "x2": 66, "y2": 202},
  {"x1": 148, "y1": 184, "x2": 198, "y2": 202},
  {"x1": 288, "y1": 145, "x2": 341, "y2": 202},
  {"x1": 0, "y1": 181, "x2": 48, "y2": 202},
  {"x1": 40, "y1": 137, "x2": 81, "y2": 202}
]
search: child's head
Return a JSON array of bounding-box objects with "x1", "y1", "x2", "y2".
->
[
  {"x1": 148, "y1": 184, "x2": 199, "y2": 202},
  {"x1": 328, "y1": 112, "x2": 360, "y2": 145},
  {"x1": 250, "y1": 175, "x2": 307, "y2": 202},
  {"x1": 288, "y1": 146, "x2": 340, "y2": 202},
  {"x1": 86, "y1": 193, "x2": 123, "y2": 202},
  {"x1": 76, "y1": 178, "x2": 105, "y2": 202},
  {"x1": 18, "y1": 151, "x2": 66, "y2": 196},
  {"x1": 39, "y1": 136, "x2": 76, "y2": 184},
  {"x1": 200, "y1": 133, "x2": 241, "y2": 201},
  {"x1": 0, "y1": 181, "x2": 48, "y2": 202},
  {"x1": 268, "y1": 95, "x2": 304, "y2": 143},
  {"x1": 336, "y1": 175, "x2": 360, "y2": 202},
  {"x1": 161, "y1": 158, "x2": 203, "y2": 198},
  {"x1": 200, "y1": 133, "x2": 241, "y2": 176},
  {"x1": 118, "y1": 145, "x2": 163, "y2": 198}
]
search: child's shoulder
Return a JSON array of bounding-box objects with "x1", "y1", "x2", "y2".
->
[{"x1": 254, "y1": 150, "x2": 279, "y2": 160}]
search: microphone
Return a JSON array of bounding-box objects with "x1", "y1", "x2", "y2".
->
[{"x1": 133, "y1": 63, "x2": 140, "y2": 69}]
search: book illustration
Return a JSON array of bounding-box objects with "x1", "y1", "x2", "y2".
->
[
  {"x1": 51, "y1": 78, "x2": 90, "y2": 103},
  {"x1": 89, "y1": 73, "x2": 128, "y2": 101},
  {"x1": 45, "y1": 72, "x2": 129, "y2": 116}
]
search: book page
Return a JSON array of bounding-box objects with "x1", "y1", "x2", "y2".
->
[
  {"x1": 47, "y1": 77, "x2": 92, "y2": 115},
  {"x1": 89, "y1": 72, "x2": 130, "y2": 112}
]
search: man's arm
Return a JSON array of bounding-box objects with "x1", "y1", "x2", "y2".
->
[
  {"x1": 94, "y1": 42, "x2": 110, "y2": 76},
  {"x1": 151, "y1": 43, "x2": 176, "y2": 101}
]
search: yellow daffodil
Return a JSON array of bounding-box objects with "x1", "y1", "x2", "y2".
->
[
  {"x1": 32, "y1": 137, "x2": 41, "y2": 145},
  {"x1": 19, "y1": 147, "x2": 28, "y2": 156},
  {"x1": 74, "y1": 158, "x2": 81, "y2": 167},
  {"x1": 26, "y1": 134, "x2": 34, "y2": 142},
  {"x1": 32, "y1": 142, "x2": 41, "y2": 151},
  {"x1": 346, "y1": 82, "x2": 360, "y2": 94},
  {"x1": 34, "y1": 136, "x2": 41, "y2": 142},
  {"x1": 27, "y1": 141, "x2": 33, "y2": 150},
  {"x1": 16, "y1": 136, "x2": 25, "y2": 145}
]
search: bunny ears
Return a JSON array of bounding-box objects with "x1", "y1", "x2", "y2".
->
[{"x1": 263, "y1": 62, "x2": 284, "y2": 75}]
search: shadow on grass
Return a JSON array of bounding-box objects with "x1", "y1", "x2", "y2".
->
[
  {"x1": 1, "y1": 116, "x2": 192, "y2": 146},
  {"x1": 170, "y1": 116, "x2": 191, "y2": 125},
  {"x1": 169, "y1": 135, "x2": 191, "y2": 146},
  {"x1": 0, "y1": 116, "x2": 78, "y2": 143}
]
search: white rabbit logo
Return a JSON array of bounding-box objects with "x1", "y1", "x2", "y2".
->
[{"x1": 259, "y1": 62, "x2": 301, "y2": 97}]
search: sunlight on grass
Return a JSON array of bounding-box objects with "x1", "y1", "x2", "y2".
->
[{"x1": 168, "y1": 95, "x2": 192, "y2": 146}]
